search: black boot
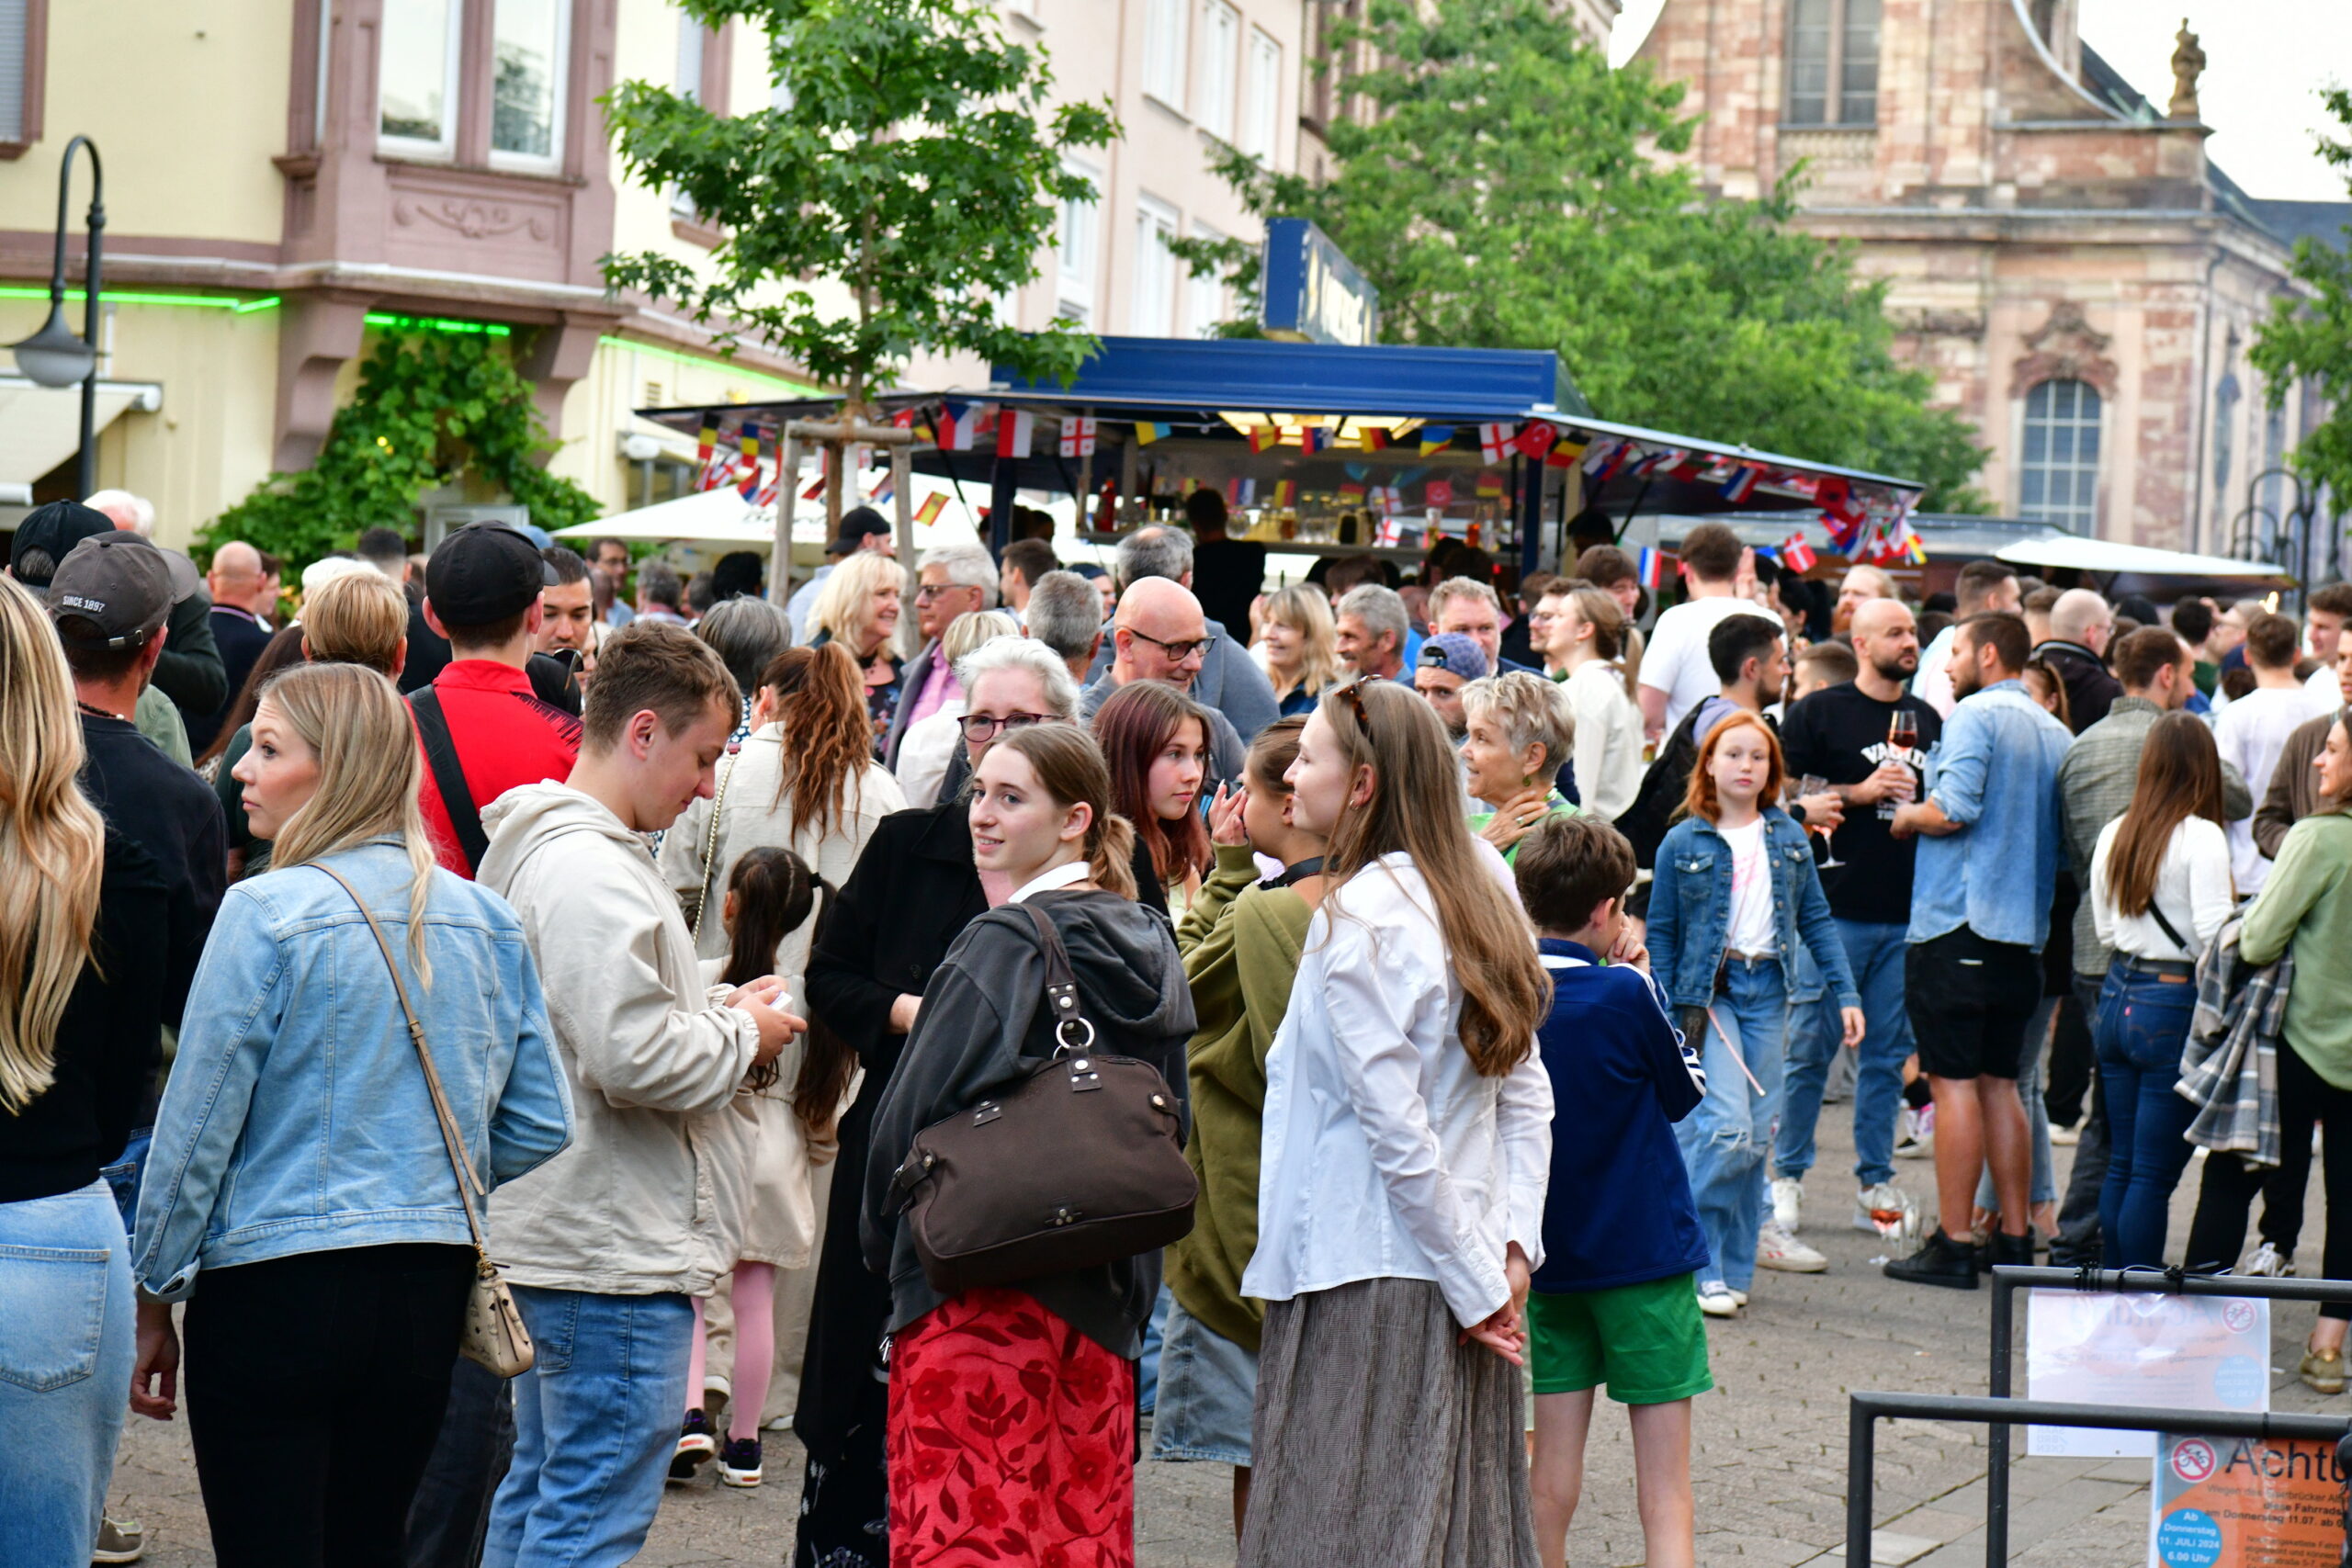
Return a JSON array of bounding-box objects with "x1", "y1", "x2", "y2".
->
[
  {"x1": 1985, "y1": 1231, "x2": 2035, "y2": 1272},
  {"x1": 1885, "y1": 1229, "x2": 1981, "y2": 1290}
]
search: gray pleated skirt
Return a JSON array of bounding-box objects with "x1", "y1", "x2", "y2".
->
[{"x1": 1238, "y1": 1276, "x2": 1538, "y2": 1568}]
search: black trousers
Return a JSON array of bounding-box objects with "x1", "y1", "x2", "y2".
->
[
  {"x1": 2187, "y1": 1043, "x2": 2352, "y2": 1321},
  {"x1": 184, "y1": 1243, "x2": 474, "y2": 1568},
  {"x1": 2044, "y1": 986, "x2": 2095, "y2": 1128},
  {"x1": 402, "y1": 1355, "x2": 514, "y2": 1568}
]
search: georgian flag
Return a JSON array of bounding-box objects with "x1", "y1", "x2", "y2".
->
[{"x1": 1058, "y1": 417, "x2": 1098, "y2": 458}]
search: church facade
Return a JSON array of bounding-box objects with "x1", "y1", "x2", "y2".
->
[{"x1": 1634, "y1": 0, "x2": 2347, "y2": 569}]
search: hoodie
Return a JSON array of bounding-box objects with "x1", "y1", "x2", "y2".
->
[
  {"x1": 862, "y1": 887, "x2": 1195, "y2": 1359},
  {"x1": 478, "y1": 784, "x2": 762, "y2": 1297}
]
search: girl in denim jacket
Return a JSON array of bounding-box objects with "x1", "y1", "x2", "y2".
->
[{"x1": 1647, "y1": 712, "x2": 1861, "y2": 1319}]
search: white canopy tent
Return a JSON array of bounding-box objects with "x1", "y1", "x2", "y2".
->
[{"x1": 1993, "y1": 535, "x2": 2285, "y2": 581}]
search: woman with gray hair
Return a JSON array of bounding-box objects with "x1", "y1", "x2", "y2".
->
[
  {"x1": 1459, "y1": 671, "x2": 1580, "y2": 862},
  {"x1": 696, "y1": 597, "x2": 794, "y2": 750}
]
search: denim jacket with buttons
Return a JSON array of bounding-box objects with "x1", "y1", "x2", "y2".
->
[
  {"x1": 133, "y1": 840, "x2": 574, "y2": 1302},
  {"x1": 1646, "y1": 808, "x2": 1860, "y2": 1011}
]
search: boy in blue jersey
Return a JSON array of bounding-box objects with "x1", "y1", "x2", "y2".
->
[{"x1": 1514, "y1": 815, "x2": 1712, "y2": 1568}]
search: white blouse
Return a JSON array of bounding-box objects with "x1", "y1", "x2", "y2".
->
[
  {"x1": 2088, "y1": 815, "x2": 2234, "y2": 962},
  {"x1": 1561, "y1": 660, "x2": 1645, "y2": 822},
  {"x1": 1243, "y1": 852, "x2": 1554, "y2": 1327}
]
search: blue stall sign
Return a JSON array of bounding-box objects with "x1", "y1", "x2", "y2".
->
[{"x1": 1261, "y1": 218, "x2": 1381, "y2": 347}]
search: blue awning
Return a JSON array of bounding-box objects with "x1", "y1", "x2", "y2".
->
[{"x1": 988, "y1": 335, "x2": 1589, "y2": 420}]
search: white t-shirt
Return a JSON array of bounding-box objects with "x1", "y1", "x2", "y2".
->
[
  {"x1": 2307, "y1": 662, "x2": 2342, "y2": 718},
  {"x1": 1721, "y1": 818, "x2": 1776, "y2": 954},
  {"x1": 2215, "y1": 684, "x2": 2313, "y2": 894},
  {"x1": 1639, "y1": 596, "x2": 1781, "y2": 736},
  {"x1": 1913, "y1": 624, "x2": 1960, "y2": 718}
]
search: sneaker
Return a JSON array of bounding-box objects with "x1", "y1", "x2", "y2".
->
[
  {"x1": 1854, "y1": 1181, "x2": 1921, "y2": 1240},
  {"x1": 92, "y1": 1517, "x2": 145, "y2": 1564},
  {"x1": 1729, "y1": 1287, "x2": 1749, "y2": 1307},
  {"x1": 2301, "y1": 1347, "x2": 2346, "y2": 1395},
  {"x1": 718, "y1": 1435, "x2": 763, "y2": 1488},
  {"x1": 1894, "y1": 1106, "x2": 1934, "y2": 1160},
  {"x1": 1884, "y1": 1230, "x2": 1980, "y2": 1290},
  {"x1": 1757, "y1": 1221, "x2": 1828, "y2": 1272},
  {"x1": 1770, "y1": 1176, "x2": 1804, "y2": 1234},
  {"x1": 2241, "y1": 1242, "x2": 2296, "y2": 1279},
  {"x1": 1984, "y1": 1232, "x2": 2034, "y2": 1271},
  {"x1": 670, "y1": 1408, "x2": 717, "y2": 1483},
  {"x1": 2047, "y1": 1121, "x2": 2081, "y2": 1146},
  {"x1": 1696, "y1": 1280, "x2": 1741, "y2": 1317}
]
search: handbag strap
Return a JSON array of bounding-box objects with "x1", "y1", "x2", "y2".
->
[
  {"x1": 409, "y1": 689, "x2": 490, "y2": 875},
  {"x1": 1020, "y1": 900, "x2": 1097, "y2": 1056},
  {"x1": 311, "y1": 863, "x2": 492, "y2": 1259},
  {"x1": 2144, "y1": 899, "x2": 2192, "y2": 957},
  {"x1": 687, "y1": 752, "x2": 739, "y2": 942}
]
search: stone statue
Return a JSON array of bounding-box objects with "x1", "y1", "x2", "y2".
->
[{"x1": 2169, "y1": 19, "x2": 2205, "y2": 120}]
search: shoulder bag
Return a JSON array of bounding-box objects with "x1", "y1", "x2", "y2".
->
[
  {"x1": 883, "y1": 899, "x2": 1196, "y2": 1294},
  {"x1": 313, "y1": 864, "x2": 536, "y2": 1377}
]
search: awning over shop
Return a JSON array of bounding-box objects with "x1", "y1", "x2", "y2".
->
[
  {"x1": 0, "y1": 376, "x2": 162, "y2": 491},
  {"x1": 549, "y1": 463, "x2": 1015, "y2": 548},
  {"x1": 1993, "y1": 534, "x2": 2287, "y2": 583}
]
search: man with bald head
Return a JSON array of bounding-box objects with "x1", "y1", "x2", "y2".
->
[
  {"x1": 1775, "y1": 595, "x2": 1943, "y2": 1242},
  {"x1": 1080, "y1": 575, "x2": 1249, "y2": 783},
  {"x1": 2032, "y1": 587, "x2": 2120, "y2": 733},
  {"x1": 190, "y1": 539, "x2": 277, "y2": 753}
]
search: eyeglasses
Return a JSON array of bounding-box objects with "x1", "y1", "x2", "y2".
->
[
  {"x1": 957, "y1": 711, "x2": 1057, "y2": 742},
  {"x1": 1336, "y1": 680, "x2": 1377, "y2": 739},
  {"x1": 913, "y1": 583, "x2": 975, "y2": 604},
  {"x1": 1124, "y1": 626, "x2": 1215, "y2": 663}
]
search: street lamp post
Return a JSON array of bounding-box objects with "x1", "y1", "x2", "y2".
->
[{"x1": 8, "y1": 135, "x2": 105, "y2": 497}]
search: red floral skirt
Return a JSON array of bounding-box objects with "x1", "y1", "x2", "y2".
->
[{"x1": 887, "y1": 1287, "x2": 1136, "y2": 1568}]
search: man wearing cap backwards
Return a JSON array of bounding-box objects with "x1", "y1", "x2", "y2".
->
[
  {"x1": 786, "y1": 506, "x2": 895, "y2": 644},
  {"x1": 1413, "y1": 631, "x2": 1490, "y2": 739},
  {"x1": 82, "y1": 488, "x2": 230, "y2": 728}
]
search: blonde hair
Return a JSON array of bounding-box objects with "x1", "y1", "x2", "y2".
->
[
  {"x1": 300, "y1": 568, "x2": 407, "y2": 673},
  {"x1": 1259, "y1": 583, "x2": 1341, "y2": 704},
  {"x1": 1561, "y1": 585, "x2": 1638, "y2": 699},
  {"x1": 0, "y1": 575, "x2": 106, "y2": 1112},
  {"x1": 808, "y1": 551, "x2": 908, "y2": 659},
  {"x1": 260, "y1": 663, "x2": 439, "y2": 984},
  {"x1": 995, "y1": 724, "x2": 1139, "y2": 900},
  {"x1": 941, "y1": 608, "x2": 1019, "y2": 669}
]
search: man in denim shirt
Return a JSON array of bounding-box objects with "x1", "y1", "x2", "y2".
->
[{"x1": 1883, "y1": 612, "x2": 2071, "y2": 1288}]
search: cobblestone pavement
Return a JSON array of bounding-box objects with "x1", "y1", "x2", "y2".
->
[{"x1": 110, "y1": 1114, "x2": 2344, "y2": 1566}]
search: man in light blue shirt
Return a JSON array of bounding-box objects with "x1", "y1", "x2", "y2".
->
[{"x1": 1883, "y1": 611, "x2": 2071, "y2": 1290}]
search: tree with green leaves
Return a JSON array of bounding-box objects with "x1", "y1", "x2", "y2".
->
[
  {"x1": 1173, "y1": 0, "x2": 1987, "y2": 509},
  {"x1": 201, "y1": 324, "x2": 600, "y2": 568},
  {"x1": 2251, "y1": 87, "x2": 2352, "y2": 525},
  {"x1": 601, "y1": 0, "x2": 1114, "y2": 412}
]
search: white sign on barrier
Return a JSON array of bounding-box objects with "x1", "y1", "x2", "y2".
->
[{"x1": 2025, "y1": 1291, "x2": 2270, "y2": 1458}]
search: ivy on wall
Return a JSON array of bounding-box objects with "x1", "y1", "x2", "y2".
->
[{"x1": 198, "y1": 324, "x2": 601, "y2": 569}]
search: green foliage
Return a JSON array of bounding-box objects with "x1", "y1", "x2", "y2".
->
[
  {"x1": 199, "y1": 327, "x2": 600, "y2": 570},
  {"x1": 600, "y1": 0, "x2": 1116, "y2": 406},
  {"x1": 1180, "y1": 0, "x2": 1988, "y2": 510},
  {"x1": 2249, "y1": 87, "x2": 2352, "y2": 521}
]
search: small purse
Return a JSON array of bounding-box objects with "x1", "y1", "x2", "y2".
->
[
  {"x1": 884, "y1": 900, "x2": 1196, "y2": 1294},
  {"x1": 315, "y1": 865, "x2": 536, "y2": 1378}
]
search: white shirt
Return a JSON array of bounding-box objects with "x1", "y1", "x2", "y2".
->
[
  {"x1": 2307, "y1": 662, "x2": 2342, "y2": 718},
  {"x1": 2088, "y1": 815, "x2": 2234, "y2": 962},
  {"x1": 1913, "y1": 624, "x2": 1960, "y2": 718},
  {"x1": 893, "y1": 699, "x2": 967, "y2": 810},
  {"x1": 1008, "y1": 859, "x2": 1091, "y2": 903},
  {"x1": 1243, "y1": 852, "x2": 1554, "y2": 1327},
  {"x1": 1721, "y1": 818, "x2": 1775, "y2": 953},
  {"x1": 2215, "y1": 685, "x2": 2312, "y2": 893},
  {"x1": 1639, "y1": 596, "x2": 1781, "y2": 736},
  {"x1": 1561, "y1": 660, "x2": 1645, "y2": 821}
]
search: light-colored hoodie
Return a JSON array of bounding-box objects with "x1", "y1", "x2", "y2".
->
[{"x1": 479, "y1": 783, "x2": 762, "y2": 1297}]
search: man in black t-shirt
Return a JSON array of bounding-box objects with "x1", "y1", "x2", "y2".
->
[
  {"x1": 1183, "y1": 488, "x2": 1267, "y2": 643},
  {"x1": 1775, "y1": 597, "x2": 1940, "y2": 1241}
]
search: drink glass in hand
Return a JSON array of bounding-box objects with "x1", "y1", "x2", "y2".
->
[
  {"x1": 1881, "y1": 711, "x2": 1921, "y2": 820},
  {"x1": 1795, "y1": 773, "x2": 1842, "y2": 868}
]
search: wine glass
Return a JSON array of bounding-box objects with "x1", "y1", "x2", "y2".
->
[
  {"x1": 1795, "y1": 773, "x2": 1843, "y2": 868},
  {"x1": 1882, "y1": 711, "x2": 1920, "y2": 821}
]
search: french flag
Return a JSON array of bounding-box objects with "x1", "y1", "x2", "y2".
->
[{"x1": 1721, "y1": 465, "x2": 1760, "y2": 504}]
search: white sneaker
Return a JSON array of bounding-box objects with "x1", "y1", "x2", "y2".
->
[
  {"x1": 1696, "y1": 1280, "x2": 1741, "y2": 1317},
  {"x1": 1770, "y1": 1176, "x2": 1804, "y2": 1234},
  {"x1": 1729, "y1": 1287, "x2": 1749, "y2": 1307},
  {"x1": 1855, "y1": 1181, "x2": 1922, "y2": 1240},
  {"x1": 2241, "y1": 1241, "x2": 2296, "y2": 1278},
  {"x1": 1757, "y1": 1221, "x2": 1828, "y2": 1272},
  {"x1": 1894, "y1": 1106, "x2": 1934, "y2": 1159}
]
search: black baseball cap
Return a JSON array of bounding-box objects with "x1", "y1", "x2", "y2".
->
[
  {"x1": 47, "y1": 533, "x2": 173, "y2": 649},
  {"x1": 424, "y1": 524, "x2": 560, "y2": 628},
  {"x1": 828, "y1": 506, "x2": 892, "y2": 556},
  {"x1": 8, "y1": 500, "x2": 114, "y2": 589}
]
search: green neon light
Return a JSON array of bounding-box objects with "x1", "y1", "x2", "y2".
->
[
  {"x1": 365, "y1": 312, "x2": 512, "y2": 336},
  {"x1": 0, "y1": 286, "x2": 277, "y2": 311},
  {"x1": 599, "y1": 334, "x2": 823, "y2": 398}
]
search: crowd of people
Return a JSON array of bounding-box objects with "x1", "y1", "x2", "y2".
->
[{"x1": 6, "y1": 480, "x2": 2352, "y2": 1568}]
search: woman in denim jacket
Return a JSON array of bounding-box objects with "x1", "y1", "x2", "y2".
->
[
  {"x1": 1647, "y1": 712, "x2": 1860, "y2": 1319},
  {"x1": 129, "y1": 663, "x2": 572, "y2": 1568}
]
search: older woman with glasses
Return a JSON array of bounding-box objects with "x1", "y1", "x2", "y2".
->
[
  {"x1": 893, "y1": 611, "x2": 1021, "y2": 809},
  {"x1": 794, "y1": 637, "x2": 1081, "y2": 1568}
]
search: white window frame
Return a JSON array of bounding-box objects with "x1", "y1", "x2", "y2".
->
[
  {"x1": 1187, "y1": 220, "x2": 1227, "y2": 338},
  {"x1": 2017, "y1": 378, "x2": 2103, "y2": 535},
  {"x1": 1242, "y1": 26, "x2": 1282, "y2": 164},
  {"x1": 1198, "y1": 0, "x2": 1239, "y2": 141},
  {"x1": 670, "y1": 12, "x2": 706, "y2": 216},
  {"x1": 487, "y1": 0, "x2": 571, "y2": 174},
  {"x1": 1132, "y1": 195, "x2": 1181, "y2": 338},
  {"x1": 1143, "y1": 0, "x2": 1190, "y2": 113},
  {"x1": 378, "y1": 0, "x2": 468, "y2": 161},
  {"x1": 1057, "y1": 157, "x2": 1102, "y2": 325}
]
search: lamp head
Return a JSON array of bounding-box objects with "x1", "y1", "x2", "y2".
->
[{"x1": 10, "y1": 302, "x2": 96, "y2": 388}]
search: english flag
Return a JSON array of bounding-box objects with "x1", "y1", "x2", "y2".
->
[
  {"x1": 1058, "y1": 417, "x2": 1097, "y2": 458},
  {"x1": 998, "y1": 407, "x2": 1035, "y2": 459},
  {"x1": 1478, "y1": 423, "x2": 1516, "y2": 463}
]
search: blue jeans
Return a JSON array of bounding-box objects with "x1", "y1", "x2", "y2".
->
[
  {"x1": 2094, "y1": 962, "x2": 2200, "y2": 1267},
  {"x1": 1675, "y1": 957, "x2": 1789, "y2": 1293},
  {"x1": 484, "y1": 1288, "x2": 695, "y2": 1568},
  {"x1": 1137, "y1": 1281, "x2": 1171, "y2": 1414},
  {"x1": 1975, "y1": 1000, "x2": 2059, "y2": 1214},
  {"x1": 98, "y1": 1124, "x2": 151, "y2": 1235},
  {"x1": 1775, "y1": 921, "x2": 1913, "y2": 1188},
  {"x1": 0, "y1": 1179, "x2": 135, "y2": 1568}
]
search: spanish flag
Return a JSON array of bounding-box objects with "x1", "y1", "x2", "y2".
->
[{"x1": 913, "y1": 492, "x2": 947, "y2": 526}]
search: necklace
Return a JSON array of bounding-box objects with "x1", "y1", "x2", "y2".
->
[{"x1": 76, "y1": 698, "x2": 130, "y2": 723}]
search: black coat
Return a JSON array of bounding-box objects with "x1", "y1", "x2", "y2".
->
[{"x1": 2032, "y1": 639, "x2": 2121, "y2": 735}]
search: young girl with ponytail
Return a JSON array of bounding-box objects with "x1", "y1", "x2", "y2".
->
[{"x1": 862, "y1": 723, "x2": 1195, "y2": 1568}]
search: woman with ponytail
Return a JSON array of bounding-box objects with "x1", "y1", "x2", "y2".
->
[
  {"x1": 862, "y1": 723, "x2": 1193, "y2": 1567},
  {"x1": 1239, "y1": 678, "x2": 1555, "y2": 1568},
  {"x1": 129, "y1": 661, "x2": 573, "y2": 1566}
]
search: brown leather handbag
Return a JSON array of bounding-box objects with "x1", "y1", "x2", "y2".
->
[{"x1": 884, "y1": 901, "x2": 1196, "y2": 1294}]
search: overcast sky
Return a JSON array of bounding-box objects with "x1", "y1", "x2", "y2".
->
[{"x1": 1608, "y1": 1, "x2": 2348, "y2": 201}]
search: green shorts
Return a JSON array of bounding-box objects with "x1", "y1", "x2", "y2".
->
[{"x1": 1528, "y1": 1273, "x2": 1713, "y2": 1404}]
